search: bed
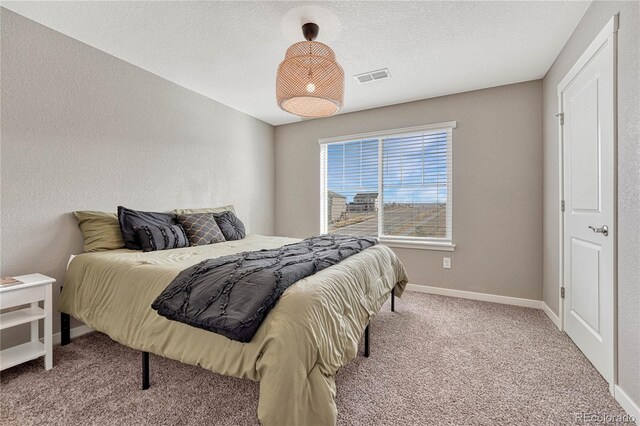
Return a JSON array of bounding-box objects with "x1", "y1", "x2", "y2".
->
[{"x1": 60, "y1": 233, "x2": 408, "y2": 425}]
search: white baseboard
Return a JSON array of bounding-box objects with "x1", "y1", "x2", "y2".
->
[
  {"x1": 542, "y1": 302, "x2": 561, "y2": 330},
  {"x1": 52, "y1": 324, "x2": 93, "y2": 346},
  {"x1": 615, "y1": 385, "x2": 640, "y2": 424},
  {"x1": 406, "y1": 284, "x2": 543, "y2": 309}
]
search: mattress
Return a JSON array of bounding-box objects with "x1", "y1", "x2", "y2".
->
[{"x1": 60, "y1": 234, "x2": 408, "y2": 426}]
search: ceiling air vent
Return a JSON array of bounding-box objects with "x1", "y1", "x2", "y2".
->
[{"x1": 354, "y1": 68, "x2": 390, "y2": 84}]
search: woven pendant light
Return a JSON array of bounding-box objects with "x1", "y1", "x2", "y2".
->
[{"x1": 276, "y1": 23, "x2": 344, "y2": 118}]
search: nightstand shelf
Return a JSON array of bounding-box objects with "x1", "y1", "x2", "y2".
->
[
  {"x1": 0, "y1": 307, "x2": 46, "y2": 330},
  {"x1": 0, "y1": 341, "x2": 45, "y2": 370},
  {"x1": 0, "y1": 274, "x2": 55, "y2": 371}
]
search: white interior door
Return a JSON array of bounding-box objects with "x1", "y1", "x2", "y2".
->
[{"x1": 559, "y1": 17, "x2": 616, "y2": 388}]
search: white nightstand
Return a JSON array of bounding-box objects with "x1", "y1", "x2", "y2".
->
[{"x1": 0, "y1": 274, "x2": 55, "y2": 371}]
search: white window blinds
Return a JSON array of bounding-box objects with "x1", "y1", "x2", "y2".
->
[
  {"x1": 322, "y1": 139, "x2": 379, "y2": 237},
  {"x1": 382, "y1": 129, "x2": 452, "y2": 240},
  {"x1": 320, "y1": 123, "x2": 454, "y2": 244}
]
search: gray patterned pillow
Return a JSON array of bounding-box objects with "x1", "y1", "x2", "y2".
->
[{"x1": 176, "y1": 213, "x2": 226, "y2": 246}]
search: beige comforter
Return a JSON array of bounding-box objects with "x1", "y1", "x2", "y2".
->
[{"x1": 60, "y1": 234, "x2": 408, "y2": 425}]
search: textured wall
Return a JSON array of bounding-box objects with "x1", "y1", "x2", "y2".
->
[
  {"x1": 275, "y1": 81, "x2": 543, "y2": 301},
  {"x1": 0, "y1": 9, "x2": 275, "y2": 346},
  {"x1": 541, "y1": 1, "x2": 640, "y2": 406}
]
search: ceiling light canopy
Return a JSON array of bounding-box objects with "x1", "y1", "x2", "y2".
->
[{"x1": 276, "y1": 23, "x2": 344, "y2": 118}]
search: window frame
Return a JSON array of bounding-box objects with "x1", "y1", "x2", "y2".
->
[{"x1": 319, "y1": 121, "x2": 456, "y2": 251}]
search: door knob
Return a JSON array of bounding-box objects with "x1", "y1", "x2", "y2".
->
[{"x1": 588, "y1": 225, "x2": 609, "y2": 236}]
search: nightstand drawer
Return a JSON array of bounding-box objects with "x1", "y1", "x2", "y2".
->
[{"x1": 0, "y1": 286, "x2": 45, "y2": 309}]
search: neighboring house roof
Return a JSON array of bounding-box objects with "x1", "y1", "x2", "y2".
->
[
  {"x1": 354, "y1": 192, "x2": 378, "y2": 199},
  {"x1": 328, "y1": 190, "x2": 347, "y2": 199}
]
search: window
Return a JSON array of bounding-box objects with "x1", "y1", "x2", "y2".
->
[{"x1": 320, "y1": 122, "x2": 455, "y2": 249}]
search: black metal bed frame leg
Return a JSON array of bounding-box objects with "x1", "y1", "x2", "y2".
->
[
  {"x1": 60, "y1": 285, "x2": 72, "y2": 346},
  {"x1": 142, "y1": 352, "x2": 150, "y2": 390},
  {"x1": 364, "y1": 325, "x2": 370, "y2": 357},
  {"x1": 363, "y1": 288, "x2": 395, "y2": 358},
  {"x1": 61, "y1": 312, "x2": 71, "y2": 346},
  {"x1": 391, "y1": 289, "x2": 395, "y2": 312}
]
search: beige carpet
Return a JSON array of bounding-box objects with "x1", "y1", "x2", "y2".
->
[{"x1": 0, "y1": 292, "x2": 628, "y2": 425}]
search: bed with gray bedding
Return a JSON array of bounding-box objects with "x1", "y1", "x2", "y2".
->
[{"x1": 60, "y1": 234, "x2": 408, "y2": 425}]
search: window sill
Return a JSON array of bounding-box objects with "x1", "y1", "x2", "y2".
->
[{"x1": 379, "y1": 239, "x2": 456, "y2": 252}]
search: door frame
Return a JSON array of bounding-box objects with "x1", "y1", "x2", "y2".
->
[{"x1": 556, "y1": 14, "x2": 618, "y2": 391}]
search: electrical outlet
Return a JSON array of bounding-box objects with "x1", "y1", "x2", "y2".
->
[{"x1": 443, "y1": 257, "x2": 451, "y2": 269}]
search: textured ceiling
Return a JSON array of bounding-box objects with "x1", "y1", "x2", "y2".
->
[{"x1": 2, "y1": 1, "x2": 590, "y2": 126}]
